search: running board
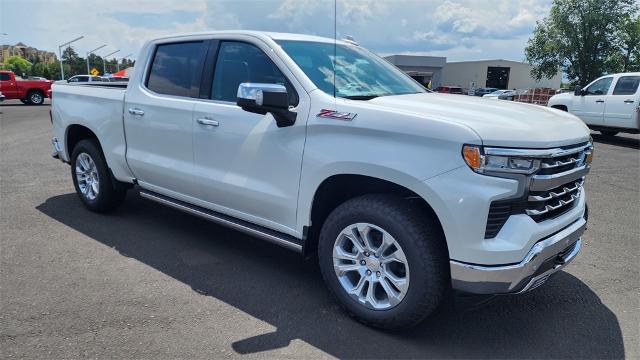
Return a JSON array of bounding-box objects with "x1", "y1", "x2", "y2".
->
[{"x1": 139, "y1": 190, "x2": 303, "y2": 253}]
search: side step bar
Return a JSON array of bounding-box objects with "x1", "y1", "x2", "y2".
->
[{"x1": 139, "y1": 190, "x2": 304, "y2": 253}]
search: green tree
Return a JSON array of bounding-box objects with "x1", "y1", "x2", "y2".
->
[
  {"x1": 1, "y1": 55, "x2": 33, "y2": 77},
  {"x1": 32, "y1": 62, "x2": 47, "y2": 77},
  {"x1": 50, "y1": 61, "x2": 71, "y2": 80},
  {"x1": 61, "y1": 46, "x2": 86, "y2": 77},
  {"x1": 525, "y1": 0, "x2": 638, "y2": 87},
  {"x1": 62, "y1": 46, "x2": 80, "y2": 62},
  {"x1": 617, "y1": 15, "x2": 640, "y2": 72},
  {"x1": 30, "y1": 62, "x2": 53, "y2": 79}
]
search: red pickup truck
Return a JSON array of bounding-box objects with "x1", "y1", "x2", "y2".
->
[{"x1": 0, "y1": 70, "x2": 52, "y2": 105}]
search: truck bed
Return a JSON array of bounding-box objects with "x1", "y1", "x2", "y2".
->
[{"x1": 51, "y1": 82, "x2": 133, "y2": 182}]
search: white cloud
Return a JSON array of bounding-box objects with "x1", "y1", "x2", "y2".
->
[
  {"x1": 202, "y1": 2, "x2": 242, "y2": 30},
  {"x1": 0, "y1": 0, "x2": 553, "y2": 63},
  {"x1": 434, "y1": 1, "x2": 478, "y2": 34}
]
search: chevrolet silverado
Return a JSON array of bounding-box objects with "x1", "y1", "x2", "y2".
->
[{"x1": 51, "y1": 31, "x2": 592, "y2": 329}]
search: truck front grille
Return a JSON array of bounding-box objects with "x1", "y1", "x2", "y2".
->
[
  {"x1": 484, "y1": 142, "x2": 590, "y2": 239},
  {"x1": 525, "y1": 178, "x2": 583, "y2": 222}
]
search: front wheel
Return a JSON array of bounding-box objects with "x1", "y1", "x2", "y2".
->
[
  {"x1": 71, "y1": 139, "x2": 127, "y2": 212},
  {"x1": 318, "y1": 194, "x2": 449, "y2": 329}
]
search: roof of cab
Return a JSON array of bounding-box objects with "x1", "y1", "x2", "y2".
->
[{"x1": 149, "y1": 30, "x2": 350, "y2": 46}]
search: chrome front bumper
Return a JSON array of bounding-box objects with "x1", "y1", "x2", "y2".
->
[{"x1": 450, "y1": 218, "x2": 585, "y2": 294}]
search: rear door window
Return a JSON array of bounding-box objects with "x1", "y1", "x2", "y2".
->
[
  {"x1": 146, "y1": 41, "x2": 208, "y2": 98},
  {"x1": 612, "y1": 76, "x2": 640, "y2": 95}
]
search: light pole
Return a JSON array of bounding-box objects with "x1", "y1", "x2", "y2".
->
[
  {"x1": 102, "y1": 49, "x2": 120, "y2": 75},
  {"x1": 116, "y1": 53, "x2": 134, "y2": 72},
  {"x1": 86, "y1": 44, "x2": 106, "y2": 75},
  {"x1": 58, "y1": 36, "x2": 84, "y2": 80}
]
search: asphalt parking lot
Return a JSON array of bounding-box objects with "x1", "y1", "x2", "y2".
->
[{"x1": 1, "y1": 99, "x2": 638, "y2": 359}]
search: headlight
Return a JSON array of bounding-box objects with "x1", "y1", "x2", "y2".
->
[{"x1": 462, "y1": 145, "x2": 539, "y2": 174}]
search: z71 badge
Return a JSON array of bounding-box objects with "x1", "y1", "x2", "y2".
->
[{"x1": 317, "y1": 109, "x2": 357, "y2": 121}]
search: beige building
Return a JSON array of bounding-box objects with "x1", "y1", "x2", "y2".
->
[
  {"x1": 441, "y1": 59, "x2": 562, "y2": 90},
  {"x1": 1, "y1": 42, "x2": 57, "y2": 64}
]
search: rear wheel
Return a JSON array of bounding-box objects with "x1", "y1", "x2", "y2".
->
[
  {"x1": 600, "y1": 130, "x2": 618, "y2": 137},
  {"x1": 318, "y1": 194, "x2": 449, "y2": 329},
  {"x1": 26, "y1": 90, "x2": 44, "y2": 105},
  {"x1": 71, "y1": 139, "x2": 127, "y2": 212}
]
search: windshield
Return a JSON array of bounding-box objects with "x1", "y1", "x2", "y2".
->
[
  {"x1": 489, "y1": 90, "x2": 504, "y2": 95},
  {"x1": 276, "y1": 40, "x2": 425, "y2": 99}
]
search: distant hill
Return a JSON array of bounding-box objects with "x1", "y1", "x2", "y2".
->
[{"x1": 1, "y1": 43, "x2": 57, "y2": 64}]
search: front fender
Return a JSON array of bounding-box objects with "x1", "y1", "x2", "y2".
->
[{"x1": 295, "y1": 161, "x2": 460, "y2": 235}]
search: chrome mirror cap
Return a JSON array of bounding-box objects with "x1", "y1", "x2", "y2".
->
[{"x1": 237, "y1": 83, "x2": 286, "y2": 106}]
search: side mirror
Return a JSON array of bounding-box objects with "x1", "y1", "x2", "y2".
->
[
  {"x1": 237, "y1": 83, "x2": 296, "y2": 127},
  {"x1": 574, "y1": 86, "x2": 583, "y2": 96}
]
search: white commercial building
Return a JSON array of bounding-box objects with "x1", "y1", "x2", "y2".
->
[
  {"x1": 441, "y1": 59, "x2": 562, "y2": 90},
  {"x1": 385, "y1": 55, "x2": 562, "y2": 91},
  {"x1": 384, "y1": 55, "x2": 446, "y2": 88}
]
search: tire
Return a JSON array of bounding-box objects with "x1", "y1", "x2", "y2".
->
[
  {"x1": 600, "y1": 130, "x2": 618, "y2": 137},
  {"x1": 71, "y1": 139, "x2": 127, "y2": 212},
  {"x1": 26, "y1": 90, "x2": 44, "y2": 105},
  {"x1": 318, "y1": 194, "x2": 449, "y2": 329}
]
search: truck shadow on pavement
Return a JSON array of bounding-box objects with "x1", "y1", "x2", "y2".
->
[
  {"x1": 591, "y1": 133, "x2": 640, "y2": 150},
  {"x1": 37, "y1": 192, "x2": 625, "y2": 359}
]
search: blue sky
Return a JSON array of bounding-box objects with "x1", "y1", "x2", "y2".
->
[{"x1": 0, "y1": 0, "x2": 552, "y2": 62}]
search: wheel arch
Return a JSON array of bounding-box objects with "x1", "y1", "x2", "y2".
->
[
  {"x1": 65, "y1": 124, "x2": 102, "y2": 160},
  {"x1": 26, "y1": 87, "x2": 45, "y2": 95},
  {"x1": 303, "y1": 173, "x2": 446, "y2": 257}
]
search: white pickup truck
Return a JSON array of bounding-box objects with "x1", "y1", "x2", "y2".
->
[
  {"x1": 51, "y1": 31, "x2": 592, "y2": 329},
  {"x1": 548, "y1": 73, "x2": 640, "y2": 136}
]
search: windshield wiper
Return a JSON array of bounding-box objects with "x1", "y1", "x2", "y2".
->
[{"x1": 342, "y1": 95, "x2": 380, "y2": 100}]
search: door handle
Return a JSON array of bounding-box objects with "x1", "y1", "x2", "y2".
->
[
  {"x1": 595, "y1": 99, "x2": 605, "y2": 103},
  {"x1": 197, "y1": 118, "x2": 219, "y2": 127},
  {"x1": 624, "y1": 99, "x2": 635, "y2": 104},
  {"x1": 128, "y1": 108, "x2": 145, "y2": 116}
]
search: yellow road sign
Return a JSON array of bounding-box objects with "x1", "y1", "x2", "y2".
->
[{"x1": 90, "y1": 68, "x2": 99, "y2": 76}]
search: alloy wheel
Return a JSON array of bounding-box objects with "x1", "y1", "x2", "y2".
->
[
  {"x1": 75, "y1": 153, "x2": 100, "y2": 200},
  {"x1": 30, "y1": 92, "x2": 43, "y2": 104},
  {"x1": 332, "y1": 223, "x2": 410, "y2": 310}
]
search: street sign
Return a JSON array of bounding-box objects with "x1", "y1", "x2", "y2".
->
[{"x1": 90, "y1": 68, "x2": 100, "y2": 76}]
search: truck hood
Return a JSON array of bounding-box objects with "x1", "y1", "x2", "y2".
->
[
  {"x1": 548, "y1": 92, "x2": 573, "y2": 106},
  {"x1": 369, "y1": 93, "x2": 590, "y2": 148}
]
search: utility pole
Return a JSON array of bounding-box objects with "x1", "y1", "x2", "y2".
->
[
  {"x1": 58, "y1": 36, "x2": 84, "y2": 80},
  {"x1": 102, "y1": 49, "x2": 120, "y2": 76}
]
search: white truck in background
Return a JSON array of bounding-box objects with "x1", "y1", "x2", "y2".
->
[
  {"x1": 548, "y1": 73, "x2": 640, "y2": 136},
  {"x1": 51, "y1": 31, "x2": 592, "y2": 329}
]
